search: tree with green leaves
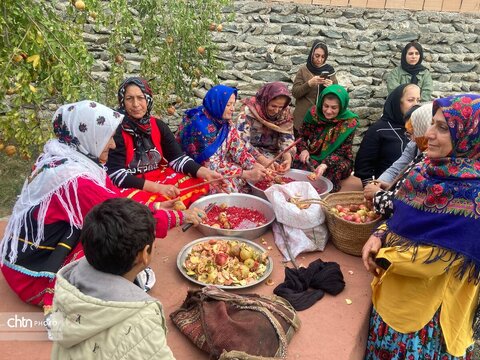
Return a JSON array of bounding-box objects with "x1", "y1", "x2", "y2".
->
[{"x1": 0, "y1": 0, "x2": 230, "y2": 158}]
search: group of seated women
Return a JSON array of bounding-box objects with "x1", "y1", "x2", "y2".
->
[{"x1": 1, "y1": 35, "x2": 478, "y2": 360}]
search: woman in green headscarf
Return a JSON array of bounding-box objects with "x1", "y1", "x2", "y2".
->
[{"x1": 294, "y1": 84, "x2": 358, "y2": 192}]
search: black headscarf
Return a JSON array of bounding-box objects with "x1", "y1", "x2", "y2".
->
[
  {"x1": 380, "y1": 83, "x2": 411, "y2": 126},
  {"x1": 117, "y1": 77, "x2": 160, "y2": 167},
  {"x1": 306, "y1": 40, "x2": 336, "y2": 76},
  {"x1": 400, "y1": 41, "x2": 426, "y2": 85}
]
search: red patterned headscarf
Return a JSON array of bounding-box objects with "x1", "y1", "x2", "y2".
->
[{"x1": 242, "y1": 82, "x2": 293, "y2": 133}]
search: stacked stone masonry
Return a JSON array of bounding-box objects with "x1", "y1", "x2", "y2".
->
[{"x1": 82, "y1": 0, "x2": 479, "y2": 149}]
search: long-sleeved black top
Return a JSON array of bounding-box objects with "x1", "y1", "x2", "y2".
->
[{"x1": 106, "y1": 118, "x2": 201, "y2": 190}]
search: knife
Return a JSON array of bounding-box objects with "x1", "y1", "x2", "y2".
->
[
  {"x1": 305, "y1": 159, "x2": 316, "y2": 173},
  {"x1": 182, "y1": 202, "x2": 216, "y2": 232}
]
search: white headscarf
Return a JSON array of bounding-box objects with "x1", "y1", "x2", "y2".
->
[
  {"x1": 1, "y1": 101, "x2": 123, "y2": 264},
  {"x1": 411, "y1": 102, "x2": 433, "y2": 139}
]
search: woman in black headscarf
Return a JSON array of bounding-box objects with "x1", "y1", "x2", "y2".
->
[
  {"x1": 386, "y1": 41, "x2": 433, "y2": 101},
  {"x1": 292, "y1": 40, "x2": 338, "y2": 131},
  {"x1": 354, "y1": 83, "x2": 421, "y2": 186}
]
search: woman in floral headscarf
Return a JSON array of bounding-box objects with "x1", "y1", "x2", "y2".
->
[
  {"x1": 294, "y1": 84, "x2": 358, "y2": 192},
  {"x1": 176, "y1": 84, "x2": 268, "y2": 193},
  {"x1": 0, "y1": 101, "x2": 201, "y2": 315},
  {"x1": 362, "y1": 94, "x2": 480, "y2": 359},
  {"x1": 236, "y1": 82, "x2": 296, "y2": 172},
  {"x1": 106, "y1": 77, "x2": 222, "y2": 207}
]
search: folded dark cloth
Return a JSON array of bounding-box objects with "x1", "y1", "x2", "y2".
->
[{"x1": 273, "y1": 259, "x2": 345, "y2": 311}]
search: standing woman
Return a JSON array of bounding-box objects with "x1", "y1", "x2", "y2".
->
[
  {"x1": 236, "y1": 82, "x2": 296, "y2": 173},
  {"x1": 354, "y1": 83, "x2": 421, "y2": 186},
  {"x1": 106, "y1": 77, "x2": 222, "y2": 208},
  {"x1": 362, "y1": 94, "x2": 480, "y2": 359},
  {"x1": 386, "y1": 41, "x2": 433, "y2": 102},
  {"x1": 292, "y1": 40, "x2": 338, "y2": 132},
  {"x1": 294, "y1": 84, "x2": 358, "y2": 192},
  {"x1": 176, "y1": 85, "x2": 268, "y2": 193}
]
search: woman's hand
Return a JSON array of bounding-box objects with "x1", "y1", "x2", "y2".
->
[
  {"x1": 362, "y1": 234, "x2": 383, "y2": 276},
  {"x1": 308, "y1": 76, "x2": 323, "y2": 87},
  {"x1": 196, "y1": 167, "x2": 224, "y2": 192},
  {"x1": 155, "y1": 184, "x2": 180, "y2": 198},
  {"x1": 322, "y1": 78, "x2": 333, "y2": 87},
  {"x1": 242, "y1": 164, "x2": 269, "y2": 183},
  {"x1": 275, "y1": 153, "x2": 292, "y2": 173},
  {"x1": 182, "y1": 207, "x2": 206, "y2": 227},
  {"x1": 153, "y1": 198, "x2": 181, "y2": 210},
  {"x1": 299, "y1": 150, "x2": 310, "y2": 164},
  {"x1": 144, "y1": 180, "x2": 181, "y2": 198},
  {"x1": 364, "y1": 182, "x2": 382, "y2": 201},
  {"x1": 315, "y1": 164, "x2": 328, "y2": 177}
]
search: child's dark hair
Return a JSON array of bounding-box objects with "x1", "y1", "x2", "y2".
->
[{"x1": 81, "y1": 198, "x2": 155, "y2": 275}]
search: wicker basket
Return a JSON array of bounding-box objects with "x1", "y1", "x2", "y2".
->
[{"x1": 322, "y1": 191, "x2": 381, "y2": 257}]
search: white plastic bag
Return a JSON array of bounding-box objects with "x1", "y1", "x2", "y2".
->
[{"x1": 265, "y1": 182, "x2": 328, "y2": 261}]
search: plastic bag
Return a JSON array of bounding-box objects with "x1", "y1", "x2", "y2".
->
[{"x1": 265, "y1": 182, "x2": 328, "y2": 261}]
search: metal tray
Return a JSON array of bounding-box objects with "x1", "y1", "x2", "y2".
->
[{"x1": 176, "y1": 236, "x2": 273, "y2": 290}]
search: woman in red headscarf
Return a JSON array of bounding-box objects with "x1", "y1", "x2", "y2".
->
[{"x1": 236, "y1": 82, "x2": 296, "y2": 172}]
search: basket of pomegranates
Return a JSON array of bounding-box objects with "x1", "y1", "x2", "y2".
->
[{"x1": 321, "y1": 191, "x2": 382, "y2": 256}]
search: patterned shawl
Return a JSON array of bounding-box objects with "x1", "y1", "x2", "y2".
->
[
  {"x1": 242, "y1": 82, "x2": 293, "y2": 134},
  {"x1": 303, "y1": 84, "x2": 358, "y2": 162},
  {"x1": 1, "y1": 101, "x2": 122, "y2": 264},
  {"x1": 400, "y1": 41, "x2": 426, "y2": 85},
  {"x1": 386, "y1": 94, "x2": 480, "y2": 279},
  {"x1": 177, "y1": 85, "x2": 237, "y2": 164},
  {"x1": 117, "y1": 77, "x2": 157, "y2": 163}
]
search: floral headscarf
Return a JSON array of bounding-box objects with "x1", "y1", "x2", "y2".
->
[
  {"x1": 241, "y1": 82, "x2": 293, "y2": 134},
  {"x1": 386, "y1": 94, "x2": 480, "y2": 280},
  {"x1": 302, "y1": 84, "x2": 358, "y2": 162},
  {"x1": 176, "y1": 85, "x2": 237, "y2": 164},
  {"x1": 1, "y1": 101, "x2": 122, "y2": 265}
]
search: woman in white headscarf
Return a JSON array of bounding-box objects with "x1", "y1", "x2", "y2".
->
[
  {"x1": 0, "y1": 100, "x2": 201, "y2": 315},
  {"x1": 364, "y1": 103, "x2": 433, "y2": 218}
]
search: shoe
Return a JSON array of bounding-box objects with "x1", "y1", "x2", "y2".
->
[{"x1": 135, "y1": 267, "x2": 156, "y2": 292}]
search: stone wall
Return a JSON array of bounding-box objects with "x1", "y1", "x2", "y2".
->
[
  {"x1": 205, "y1": 1, "x2": 479, "y2": 147},
  {"x1": 80, "y1": 1, "x2": 480, "y2": 148}
]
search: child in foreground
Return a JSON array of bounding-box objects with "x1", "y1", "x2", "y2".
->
[{"x1": 50, "y1": 198, "x2": 175, "y2": 359}]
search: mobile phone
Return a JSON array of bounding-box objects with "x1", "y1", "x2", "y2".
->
[{"x1": 320, "y1": 71, "x2": 330, "y2": 80}]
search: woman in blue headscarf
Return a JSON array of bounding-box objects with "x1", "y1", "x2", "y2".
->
[
  {"x1": 362, "y1": 94, "x2": 480, "y2": 359},
  {"x1": 176, "y1": 85, "x2": 268, "y2": 193}
]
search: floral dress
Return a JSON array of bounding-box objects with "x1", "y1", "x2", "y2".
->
[
  {"x1": 294, "y1": 123, "x2": 355, "y2": 192},
  {"x1": 203, "y1": 125, "x2": 256, "y2": 193},
  {"x1": 236, "y1": 109, "x2": 296, "y2": 161}
]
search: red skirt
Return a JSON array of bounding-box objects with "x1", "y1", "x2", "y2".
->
[
  {"x1": 1, "y1": 242, "x2": 84, "y2": 314},
  {"x1": 121, "y1": 166, "x2": 208, "y2": 207}
]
